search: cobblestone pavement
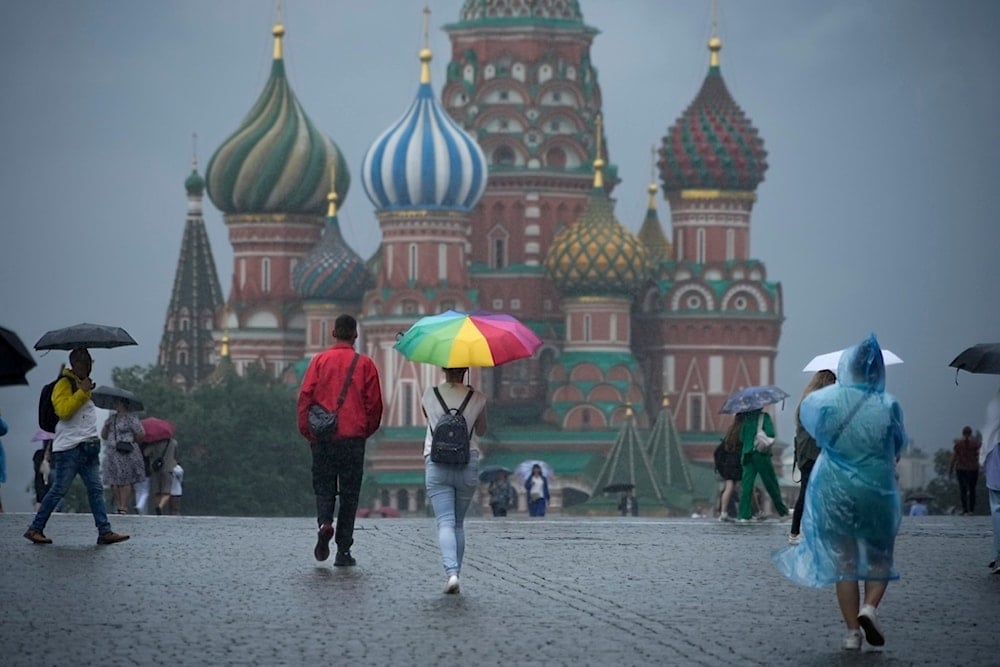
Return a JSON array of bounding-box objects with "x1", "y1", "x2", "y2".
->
[{"x1": 1, "y1": 512, "x2": 995, "y2": 666}]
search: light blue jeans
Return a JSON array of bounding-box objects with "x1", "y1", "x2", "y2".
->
[
  {"x1": 990, "y1": 488, "x2": 1000, "y2": 563},
  {"x1": 425, "y1": 451, "x2": 479, "y2": 576},
  {"x1": 31, "y1": 441, "x2": 111, "y2": 535}
]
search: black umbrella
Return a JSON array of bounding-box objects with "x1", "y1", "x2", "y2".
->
[
  {"x1": 478, "y1": 465, "x2": 513, "y2": 483},
  {"x1": 949, "y1": 343, "x2": 1000, "y2": 381},
  {"x1": 91, "y1": 386, "x2": 144, "y2": 412},
  {"x1": 0, "y1": 326, "x2": 37, "y2": 386},
  {"x1": 603, "y1": 482, "x2": 636, "y2": 494},
  {"x1": 906, "y1": 492, "x2": 933, "y2": 503},
  {"x1": 34, "y1": 323, "x2": 138, "y2": 351}
]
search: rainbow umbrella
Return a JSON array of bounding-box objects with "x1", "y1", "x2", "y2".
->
[{"x1": 394, "y1": 310, "x2": 542, "y2": 368}]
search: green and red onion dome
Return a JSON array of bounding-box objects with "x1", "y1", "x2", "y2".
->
[
  {"x1": 658, "y1": 37, "x2": 767, "y2": 192},
  {"x1": 206, "y1": 23, "x2": 350, "y2": 216}
]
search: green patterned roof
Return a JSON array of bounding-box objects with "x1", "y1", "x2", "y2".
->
[
  {"x1": 206, "y1": 25, "x2": 350, "y2": 216},
  {"x1": 449, "y1": 0, "x2": 591, "y2": 30},
  {"x1": 637, "y1": 186, "x2": 671, "y2": 263},
  {"x1": 588, "y1": 417, "x2": 663, "y2": 504},
  {"x1": 646, "y1": 404, "x2": 695, "y2": 495},
  {"x1": 544, "y1": 188, "x2": 651, "y2": 296}
]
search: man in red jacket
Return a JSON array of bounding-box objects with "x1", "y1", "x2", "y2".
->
[{"x1": 297, "y1": 315, "x2": 383, "y2": 566}]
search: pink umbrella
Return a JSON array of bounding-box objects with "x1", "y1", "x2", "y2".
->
[{"x1": 141, "y1": 417, "x2": 175, "y2": 442}]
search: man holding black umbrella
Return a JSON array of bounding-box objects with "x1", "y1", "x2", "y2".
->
[{"x1": 24, "y1": 348, "x2": 129, "y2": 545}]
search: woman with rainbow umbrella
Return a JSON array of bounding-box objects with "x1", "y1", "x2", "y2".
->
[{"x1": 395, "y1": 310, "x2": 541, "y2": 594}]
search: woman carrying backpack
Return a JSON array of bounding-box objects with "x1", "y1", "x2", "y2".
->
[{"x1": 421, "y1": 367, "x2": 488, "y2": 595}]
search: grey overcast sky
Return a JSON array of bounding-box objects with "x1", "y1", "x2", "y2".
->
[{"x1": 2, "y1": 1, "x2": 999, "y2": 511}]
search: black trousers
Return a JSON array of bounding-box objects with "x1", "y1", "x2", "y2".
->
[
  {"x1": 311, "y1": 438, "x2": 366, "y2": 552},
  {"x1": 956, "y1": 469, "x2": 979, "y2": 513},
  {"x1": 790, "y1": 459, "x2": 815, "y2": 535}
]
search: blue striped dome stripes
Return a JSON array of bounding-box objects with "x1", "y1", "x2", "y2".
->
[{"x1": 362, "y1": 81, "x2": 487, "y2": 212}]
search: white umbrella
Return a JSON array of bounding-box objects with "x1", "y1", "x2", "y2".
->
[{"x1": 803, "y1": 348, "x2": 903, "y2": 373}]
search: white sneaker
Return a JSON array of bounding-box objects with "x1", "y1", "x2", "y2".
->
[
  {"x1": 857, "y1": 604, "x2": 885, "y2": 646},
  {"x1": 842, "y1": 629, "x2": 862, "y2": 651},
  {"x1": 718, "y1": 513, "x2": 732, "y2": 522},
  {"x1": 444, "y1": 574, "x2": 460, "y2": 594},
  {"x1": 787, "y1": 533, "x2": 802, "y2": 545}
]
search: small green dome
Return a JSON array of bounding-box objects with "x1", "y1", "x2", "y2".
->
[{"x1": 184, "y1": 166, "x2": 205, "y2": 196}]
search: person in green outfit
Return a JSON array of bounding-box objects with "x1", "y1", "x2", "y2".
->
[{"x1": 736, "y1": 408, "x2": 789, "y2": 521}]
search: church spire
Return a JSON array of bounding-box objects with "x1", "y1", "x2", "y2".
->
[{"x1": 158, "y1": 153, "x2": 225, "y2": 389}]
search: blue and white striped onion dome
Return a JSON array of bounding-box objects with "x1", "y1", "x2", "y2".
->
[{"x1": 362, "y1": 48, "x2": 487, "y2": 212}]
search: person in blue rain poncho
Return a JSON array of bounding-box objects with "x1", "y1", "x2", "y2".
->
[{"x1": 773, "y1": 334, "x2": 907, "y2": 651}]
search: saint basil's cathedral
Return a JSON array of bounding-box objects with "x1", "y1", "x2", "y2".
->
[{"x1": 158, "y1": 1, "x2": 782, "y2": 514}]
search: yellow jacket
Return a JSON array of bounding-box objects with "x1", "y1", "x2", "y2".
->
[{"x1": 51, "y1": 367, "x2": 91, "y2": 421}]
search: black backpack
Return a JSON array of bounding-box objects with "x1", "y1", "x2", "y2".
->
[
  {"x1": 429, "y1": 388, "x2": 473, "y2": 465},
  {"x1": 38, "y1": 374, "x2": 76, "y2": 433}
]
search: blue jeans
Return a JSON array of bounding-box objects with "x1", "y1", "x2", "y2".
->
[
  {"x1": 425, "y1": 451, "x2": 479, "y2": 576},
  {"x1": 31, "y1": 441, "x2": 111, "y2": 535}
]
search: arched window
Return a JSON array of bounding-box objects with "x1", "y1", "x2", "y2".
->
[
  {"x1": 408, "y1": 244, "x2": 418, "y2": 283},
  {"x1": 262, "y1": 257, "x2": 271, "y2": 293},
  {"x1": 726, "y1": 229, "x2": 735, "y2": 261},
  {"x1": 397, "y1": 489, "x2": 410, "y2": 512},
  {"x1": 493, "y1": 146, "x2": 515, "y2": 166},
  {"x1": 546, "y1": 147, "x2": 566, "y2": 168},
  {"x1": 583, "y1": 314, "x2": 592, "y2": 342},
  {"x1": 380, "y1": 489, "x2": 391, "y2": 507},
  {"x1": 696, "y1": 230, "x2": 706, "y2": 264},
  {"x1": 493, "y1": 238, "x2": 506, "y2": 269}
]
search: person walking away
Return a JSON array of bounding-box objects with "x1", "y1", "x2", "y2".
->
[
  {"x1": 982, "y1": 390, "x2": 1000, "y2": 573},
  {"x1": 297, "y1": 314, "x2": 383, "y2": 567},
  {"x1": 24, "y1": 348, "x2": 129, "y2": 545},
  {"x1": 713, "y1": 421, "x2": 743, "y2": 521},
  {"x1": 101, "y1": 397, "x2": 146, "y2": 514},
  {"x1": 0, "y1": 410, "x2": 8, "y2": 512},
  {"x1": 488, "y1": 470, "x2": 515, "y2": 517},
  {"x1": 143, "y1": 436, "x2": 177, "y2": 516},
  {"x1": 526, "y1": 464, "x2": 550, "y2": 516},
  {"x1": 789, "y1": 370, "x2": 837, "y2": 543},
  {"x1": 736, "y1": 409, "x2": 789, "y2": 522},
  {"x1": 949, "y1": 426, "x2": 981, "y2": 515},
  {"x1": 421, "y1": 366, "x2": 487, "y2": 593},
  {"x1": 169, "y1": 461, "x2": 184, "y2": 515},
  {"x1": 773, "y1": 334, "x2": 907, "y2": 651}
]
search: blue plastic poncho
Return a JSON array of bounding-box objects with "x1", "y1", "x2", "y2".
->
[{"x1": 773, "y1": 334, "x2": 907, "y2": 587}]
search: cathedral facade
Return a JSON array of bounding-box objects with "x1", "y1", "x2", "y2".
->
[{"x1": 159, "y1": 1, "x2": 783, "y2": 514}]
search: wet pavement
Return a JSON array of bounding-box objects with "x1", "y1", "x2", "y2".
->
[{"x1": 0, "y1": 512, "x2": 996, "y2": 666}]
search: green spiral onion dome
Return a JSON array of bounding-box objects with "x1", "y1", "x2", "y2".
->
[
  {"x1": 658, "y1": 37, "x2": 767, "y2": 192},
  {"x1": 545, "y1": 161, "x2": 651, "y2": 297},
  {"x1": 206, "y1": 24, "x2": 350, "y2": 216}
]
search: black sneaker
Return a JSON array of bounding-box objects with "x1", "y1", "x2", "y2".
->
[
  {"x1": 333, "y1": 550, "x2": 356, "y2": 567},
  {"x1": 314, "y1": 524, "x2": 334, "y2": 562},
  {"x1": 24, "y1": 528, "x2": 53, "y2": 544}
]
